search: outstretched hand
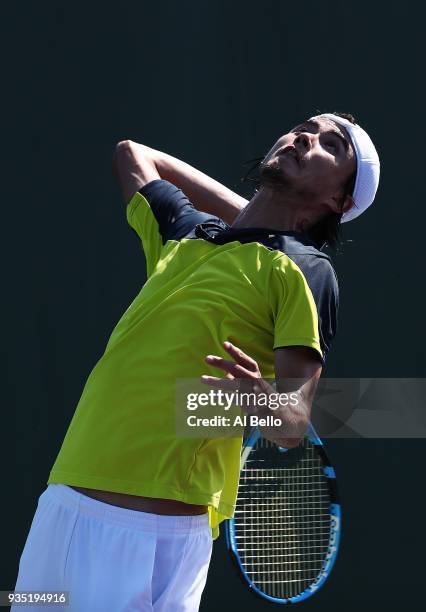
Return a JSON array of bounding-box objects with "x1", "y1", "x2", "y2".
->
[{"x1": 201, "y1": 340, "x2": 271, "y2": 396}]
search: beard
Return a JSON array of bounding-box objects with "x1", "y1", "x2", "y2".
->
[
  {"x1": 259, "y1": 162, "x2": 290, "y2": 190},
  {"x1": 259, "y1": 159, "x2": 317, "y2": 201}
]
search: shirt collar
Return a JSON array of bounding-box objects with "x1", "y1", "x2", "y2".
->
[{"x1": 193, "y1": 219, "x2": 327, "y2": 254}]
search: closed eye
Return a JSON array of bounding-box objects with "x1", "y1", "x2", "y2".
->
[{"x1": 325, "y1": 140, "x2": 337, "y2": 150}]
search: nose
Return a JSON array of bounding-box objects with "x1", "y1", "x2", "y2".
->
[{"x1": 294, "y1": 131, "x2": 316, "y2": 151}]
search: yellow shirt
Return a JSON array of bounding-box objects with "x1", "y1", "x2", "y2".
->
[{"x1": 48, "y1": 180, "x2": 333, "y2": 538}]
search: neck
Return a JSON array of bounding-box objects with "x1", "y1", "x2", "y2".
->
[{"x1": 231, "y1": 186, "x2": 320, "y2": 233}]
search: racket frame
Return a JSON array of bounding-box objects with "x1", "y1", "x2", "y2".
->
[{"x1": 225, "y1": 425, "x2": 341, "y2": 604}]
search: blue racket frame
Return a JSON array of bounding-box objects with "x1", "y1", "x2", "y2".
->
[{"x1": 225, "y1": 425, "x2": 342, "y2": 604}]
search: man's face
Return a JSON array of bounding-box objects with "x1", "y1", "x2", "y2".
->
[{"x1": 260, "y1": 117, "x2": 356, "y2": 205}]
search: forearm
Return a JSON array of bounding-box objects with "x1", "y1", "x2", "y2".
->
[
  {"x1": 201, "y1": 343, "x2": 319, "y2": 450},
  {"x1": 253, "y1": 380, "x2": 310, "y2": 448},
  {"x1": 145, "y1": 144, "x2": 247, "y2": 224}
]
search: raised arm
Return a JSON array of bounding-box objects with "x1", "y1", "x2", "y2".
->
[
  {"x1": 113, "y1": 141, "x2": 159, "y2": 204},
  {"x1": 113, "y1": 140, "x2": 248, "y2": 224}
]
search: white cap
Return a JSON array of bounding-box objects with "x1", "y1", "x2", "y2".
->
[{"x1": 309, "y1": 113, "x2": 380, "y2": 223}]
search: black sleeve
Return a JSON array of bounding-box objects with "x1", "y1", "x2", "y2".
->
[
  {"x1": 139, "y1": 179, "x2": 221, "y2": 244},
  {"x1": 285, "y1": 253, "x2": 339, "y2": 362},
  {"x1": 309, "y1": 259, "x2": 339, "y2": 360}
]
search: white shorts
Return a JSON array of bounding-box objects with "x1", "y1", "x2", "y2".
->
[{"x1": 13, "y1": 484, "x2": 213, "y2": 612}]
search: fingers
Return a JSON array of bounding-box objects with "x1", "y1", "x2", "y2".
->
[
  {"x1": 205, "y1": 354, "x2": 253, "y2": 378},
  {"x1": 200, "y1": 375, "x2": 238, "y2": 391},
  {"x1": 200, "y1": 374, "x2": 262, "y2": 394},
  {"x1": 223, "y1": 341, "x2": 259, "y2": 373}
]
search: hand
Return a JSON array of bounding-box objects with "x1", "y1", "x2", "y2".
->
[{"x1": 201, "y1": 340, "x2": 273, "y2": 414}]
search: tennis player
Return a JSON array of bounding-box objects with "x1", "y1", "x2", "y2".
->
[{"x1": 12, "y1": 113, "x2": 379, "y2": 611}]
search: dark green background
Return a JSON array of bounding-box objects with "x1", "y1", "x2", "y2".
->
[{"x1": 2, "y1": 0, "x2": 424, "y2": 610}]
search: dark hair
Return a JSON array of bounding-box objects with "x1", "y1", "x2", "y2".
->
[{"x1": 240, "y1": 111, "x2": 358, "y2": 251}]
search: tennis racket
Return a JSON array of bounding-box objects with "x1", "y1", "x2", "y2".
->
[{"x1": 225, "y1": 424, "x2": 341, "y2": 604}]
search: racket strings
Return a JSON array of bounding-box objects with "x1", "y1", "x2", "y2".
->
[{"x1": 234, "y1": 437, "x2": 332, "y2": 599}]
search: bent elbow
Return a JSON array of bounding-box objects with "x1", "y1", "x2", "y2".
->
[{"x1": 115, "y1": 140, "x2": 133, "y2": 155}]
